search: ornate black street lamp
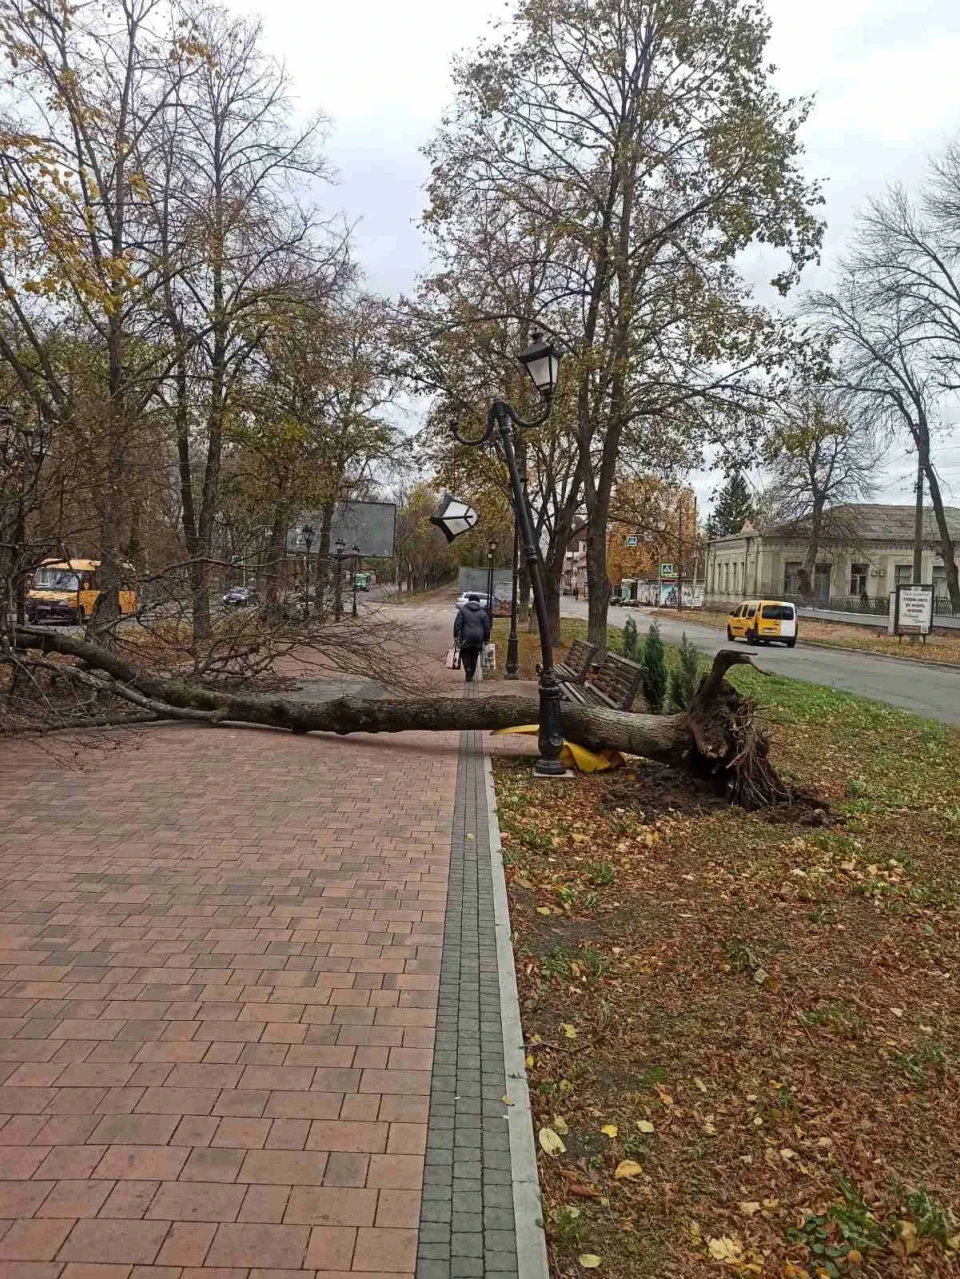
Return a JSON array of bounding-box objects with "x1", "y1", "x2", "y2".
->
[
  {"x1": 452, "y1": 332, "x2": 567, "y2": 776},
  {"x1": 351, "y1": 543, "x2": 361, "y2": 618},
  {"x1": 504, "y1": 488, "x2": 523, "y2": 680},
  {"x1": 429, "y1": 495, "x2": 479, "y2": 542},
  {"x1": 301, "y1": 524, "x2": 315, "y2": 620},
  {"x1": 334, "y1": 536, "x2": 345, "y2": 621},
  {"x1": 485, "y1": 538, "x2": 497, "y2": 627}
]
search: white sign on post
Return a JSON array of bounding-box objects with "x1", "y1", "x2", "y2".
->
[{"x1": 890, "y1": 584, "x2": 933, "y2": 636}]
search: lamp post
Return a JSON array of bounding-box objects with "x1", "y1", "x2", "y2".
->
[
  {"x1": 505, "y1": 491, "x2": 522, "y2": 679},
  {"x1": 333, "y1": 537, "x2": 345, "y2": 621},
  {"x1": 351, "y1": 543, "x2": 361, "y2": 618},
  {"x1": 485, "y1": 538, "x2": 496, "y2": 628},
  {"x1": 452, "y1": 332, "x2": 567, "y2": 777},
  {"x1": 301, "y1": 524, "x2": 315, "y2": 620}
]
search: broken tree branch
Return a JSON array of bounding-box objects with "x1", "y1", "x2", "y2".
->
[{"x1": 10, "y1": 626, "x2": 791, "y2": 807}]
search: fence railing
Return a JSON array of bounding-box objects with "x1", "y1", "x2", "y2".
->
[{"x1": 707, "y1": 592, "x2": 960, "y2": 619}]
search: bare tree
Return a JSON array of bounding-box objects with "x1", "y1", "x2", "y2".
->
[
  {"x1": 762, "y1": 383, "x2": 879, "y2": 599},
  {"x1": 808, "y1": 267, "x2": 960, "y2": 609},
  {"x1": 146, "y1": 4, "x2": 349, "y2": 639}
]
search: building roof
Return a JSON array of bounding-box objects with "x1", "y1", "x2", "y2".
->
[{"x1": 764, "y1": 503, "x2": 960, "y2": 542}]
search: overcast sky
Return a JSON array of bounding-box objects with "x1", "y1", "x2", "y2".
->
[{"x1": 225, "y1": 0, "x2": 960, "y2": 510}]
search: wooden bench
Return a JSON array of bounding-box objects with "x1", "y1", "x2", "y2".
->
[
  {"x1": 559, "y1": 651, "x2": 644, "y2": 711},
  {"x1": 554, "y1": 639, "x2": 597, "y2": 684}
]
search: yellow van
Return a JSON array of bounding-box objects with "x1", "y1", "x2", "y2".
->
[
  {"x1": 727, "y1": 599, "x2": 798, "y2": 648},
  {"x1": 26, "y1": 559, "x2": 137, "y2": 626}
]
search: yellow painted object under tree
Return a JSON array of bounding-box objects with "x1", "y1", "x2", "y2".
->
[{"x1": 495, "y1": 725, "x2": 625, "y2": 773}]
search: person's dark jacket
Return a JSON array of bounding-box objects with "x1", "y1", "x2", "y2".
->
[{"x1": 454, "y1": 599, "x2": 491, "y2": 649}]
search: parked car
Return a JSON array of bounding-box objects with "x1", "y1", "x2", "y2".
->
[
  {"x1": 456, "y1": 591, "x2": 489, "y2": 610},
  {"x1": 222, "y1": 585, "x2": 257, "y2": 609},
  {"x1": 727, "y1": 599, "x2": 798, "y2": 647},
  {"x1": 609, "y1": 594, "x2": 624, "y2": 607}
]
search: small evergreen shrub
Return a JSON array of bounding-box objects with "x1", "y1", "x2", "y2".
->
[
  {"x1": 641, "y1": 622, "x2": 667, "y2": 713},
  {"x1": 622, "y1": 615, "x2": 640, "y2": 662},
  {"x1": 668, "y1": 632, "x2": 700, "y2": 711}
]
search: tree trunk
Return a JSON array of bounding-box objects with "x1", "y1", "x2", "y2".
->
[
  {"x1": 315, "y1": 504, "x2": 333, "y2": 621},
  {"x1": 12, "y1": 628, "x2": 793, "y2": 809},
  {"x1": 798, "y1": 500, "x2": 824, "y2": 600},
  {"x1": 585, "y1": 520, "x2": 611, "y2": 652},
  {"x1": 922, "y1": 453, "x2": 960, "y2": 611}
]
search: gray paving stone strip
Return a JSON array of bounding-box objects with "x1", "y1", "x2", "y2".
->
[{"x1": 417, "y1": 723, "x2": 548, "y2": 1279}]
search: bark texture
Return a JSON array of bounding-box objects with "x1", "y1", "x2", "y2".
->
[{"x1": 11, "y1": 628, "x2": 790, "y2": 808}]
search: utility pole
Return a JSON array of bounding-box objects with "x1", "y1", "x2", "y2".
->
[
  {"x1": 913, "y1": 453, "x2": 924, "y2": 585},
  {"x1": 677, "y1": 491, "x2": 684, "y2": 613}
]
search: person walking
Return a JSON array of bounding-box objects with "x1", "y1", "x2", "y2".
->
[{"x1": 453, "y1": 593, "x2": 491, "y2": 682}]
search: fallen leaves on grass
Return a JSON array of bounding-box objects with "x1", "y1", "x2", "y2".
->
[{"x1": 495, "y1": 663, "x2": 960, "y2": 1279}]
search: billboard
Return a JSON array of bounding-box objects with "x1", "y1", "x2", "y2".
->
[
  {"x1": 889, "y1": 584, "x2": 933, "y2": 636},
  {"x1": 287, "y1": 501, "x2": 397, "y2": 559}
]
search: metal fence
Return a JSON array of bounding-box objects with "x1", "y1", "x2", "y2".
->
[{"x1": 780, "y1": 593, "x2": 959, "y2": 618}]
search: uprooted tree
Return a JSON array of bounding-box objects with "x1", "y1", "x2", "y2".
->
[{"x1": 8, "y1": 625, "x2": 793, "y2": 810}]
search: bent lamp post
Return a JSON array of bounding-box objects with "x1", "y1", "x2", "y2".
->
[
  {"x1": 429, "y1": 494, "x2": 479, "y2": 543},
  {"x1": 451, "y1": 332, "x2": 567, "y2": 777}
]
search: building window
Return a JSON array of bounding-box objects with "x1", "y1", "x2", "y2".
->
[
  {"x1": 894, "y1": 564, "x2": 913, "y2": 589},
  {"x1": 783, "y1": 561, "x2": 802, "y2": 594},
  {"x1": 933, "y1": 565, "x2": 948, "y2": 599},
  {"x1": 849, "y1": 563, "x2": 868, "y2": 596}
]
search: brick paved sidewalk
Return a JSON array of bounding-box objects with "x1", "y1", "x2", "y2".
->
[{"x1": 0, "y1": 722, "x2": 465, "y2": 1279}]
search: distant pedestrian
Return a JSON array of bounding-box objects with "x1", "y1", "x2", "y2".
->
[
  {"x1": 573, "y1": 585, "x2": 579, "y2": 601},
  {"x1": 453, "y1": 593, "x2": 491, "y2": 682}
]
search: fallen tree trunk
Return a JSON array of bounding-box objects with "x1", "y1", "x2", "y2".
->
[{"x1": 11, "y1": 626, "x2": 791, "y2": 807}]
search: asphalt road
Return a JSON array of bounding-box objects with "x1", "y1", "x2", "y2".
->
[{"x1": 559, "y1": 598, "x2": 960, "y2": 728}]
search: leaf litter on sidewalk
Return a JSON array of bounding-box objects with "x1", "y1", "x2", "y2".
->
[{"x1": 493, "y1": 665, "x2": 960, "y2": 1278}]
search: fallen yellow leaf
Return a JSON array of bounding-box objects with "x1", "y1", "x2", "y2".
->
[
  {"x1": 538, "y1": 1127, "x2": 565, "y2": 1156},
  {"x1": 600, "y1": 1124, "x2": 618, "y2": 1138},
  {"x1": 694, "y1": 1077, "x2": 708, "y2": 1093},
  {"x1": 847, "y1": 1250, "x2": 863, "y2": 1264},
  {"x1": 578, "y1": 1254, "x2": 601, "y2": 1269},
  {"x1": 525, "y1": 1055, "x2": 535, "y2": 1069},
  {"x1": 614, "y1": 1159, "x2": 642, "y2": 1179},
  {"x1": 655, "y1": 1084, "x2": 673, "y2": 1106},
  {"x1": 636, "y1": 1120, "x2": 655, "y2": 1134},
  {"x1": 553, "y1": 1115, "x2": 569, "y2": 1135},
  {"x1": 562, "y1": 1023, "x2": 578, "y2": 1039},
  {"x1": 739, "y1": 1202, "x2": 761, "y2": 1216},
  {"x1": 707, "y1": 1235, "x2": 743, "y2": 1263},
  {"x1": 536, "y1": 906, "x2": 551, "y2": 915},
  {"x1": 501, "y1": 1095, "x2": 513, "y2": 1106}
]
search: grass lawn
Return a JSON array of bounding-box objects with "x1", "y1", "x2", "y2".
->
[
  {"x1": 493, "y1": 651, "x2": 960, "y2": 1278},
  {"x1": 663, "y1": 607, "x2": 960, "y2": 667}
]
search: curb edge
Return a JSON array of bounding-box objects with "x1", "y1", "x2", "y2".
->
[{"x1": 483, "y1": 750, "x2": 551, "y2": 1279}]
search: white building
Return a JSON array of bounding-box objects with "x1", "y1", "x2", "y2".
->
[{"x1": 705, "y1": 504, "x2": 960, "y2": 607}]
